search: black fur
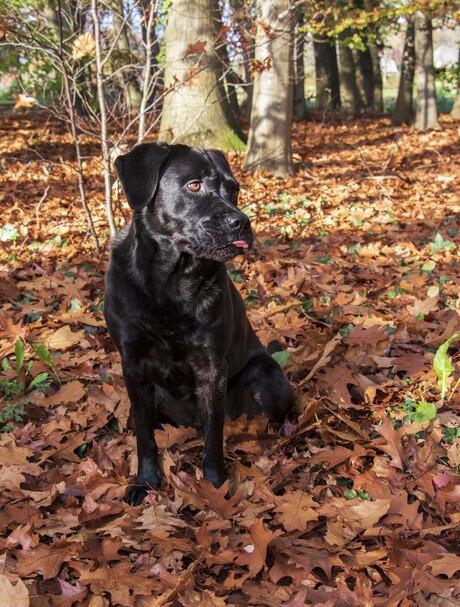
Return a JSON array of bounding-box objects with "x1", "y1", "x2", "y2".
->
[{"x1": 104, "y1": 142, "x2": 295, "y2": 505}]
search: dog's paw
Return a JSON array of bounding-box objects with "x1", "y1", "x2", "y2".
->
[
  {"x1": 203, "y1": 466, "x2": 226, "y2": 490},
  {"x1": 123, "y1": 473, "x2": 162, "y2": 506}
]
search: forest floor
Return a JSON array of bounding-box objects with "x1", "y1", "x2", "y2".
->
[{"x1": 0, "y1": 111, "x2": 460, "y2": 607}]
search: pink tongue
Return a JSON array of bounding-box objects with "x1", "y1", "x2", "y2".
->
[{"x1": 232, "y1": 240, "x2": 249, "y2": 249}]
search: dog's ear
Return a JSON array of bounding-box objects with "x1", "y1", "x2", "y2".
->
[
  {"x1": 114, "y1": 143, "x2": 171, "y2": 210},
  {"x1": 207, "y1": 149, "x2": 231, "y2": 170}
]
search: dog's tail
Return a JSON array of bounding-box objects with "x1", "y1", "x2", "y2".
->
[{"x1": 267, "y1": 340, "x2": 285, "y2": 355}]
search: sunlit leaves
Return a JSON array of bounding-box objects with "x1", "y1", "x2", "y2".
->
[
  {"x1": 433, "y1": 333, "x2": 458, "y2": 399},
  {"x1": 0, "y1": 223, "x2": 19, "y2": 242},
  {"x1": 1, "y1": 113, "x2": 459, "y2": 606}
]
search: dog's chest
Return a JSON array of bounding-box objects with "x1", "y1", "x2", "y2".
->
[{"x1": 128, "y1": 313, "x2": 201, "y2": 397}]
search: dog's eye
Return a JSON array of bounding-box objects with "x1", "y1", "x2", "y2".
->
[{"x1": 187, "y1": 181, "x2": 202, "y2": 192}]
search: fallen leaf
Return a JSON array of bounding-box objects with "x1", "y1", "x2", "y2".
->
[
  {"x1": 0, "y1": 575, "x2": 29, "y2": 607},
  {"x1": 325, "y1": 498, "x2": 391, "y2": 546},
  {"x1": 274, "y1": 491, "x2": 319, "y2": 532},
  {"x1": 44, "y1": 380, "x2": 86, "y2": 405},
  {"x1": 373, "y1": 416, "x2": 405, "y2": 470},
  {"x1": 43, "y1": 325, "x2": 85, "y2": 350},
  {"x1": 236, "y1": 518, "x2": 283, "y2": 576}
]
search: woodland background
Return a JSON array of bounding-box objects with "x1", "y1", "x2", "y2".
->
[{"x1": 0, "y1": 1, "x2": 460, "y2": 606}]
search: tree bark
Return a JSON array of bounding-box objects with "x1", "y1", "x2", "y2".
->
[
  {"x1": 294, "y1": 21, "x2": 306, "y2": 119},
  {"x1": 158, "y1": 0, "x2": 244, "y2": 149},
  {"x1": 452, "y1": 46, "x2": 460, "y2": 120},
  {"x1": 314, "y1": 36, "x2": 340, "y2": 110},
  {"x1": 363, "y1": 0, "x2": 383, "y2": 113},
  {"x1": 337, "y1": 34, "x2": 361, "y2": 114},
  {"x1": 392, "y1": 18, "x2": 415, "y2": 126},
  {"x1": 354, "y1": 47, "x2": 374, "y2": 109},
  {"x1": 241, "y1": 44, "x2": 254, "y2": 116},
  {"x1": 414, "y1": 10, "x2": 439, "y2": 130},
  {"x1": 244, "y1": 0, "x2": 294, "y2": 178},
  {"x1": 368, "y1": 39, "x2": 383, "y2": 113}
]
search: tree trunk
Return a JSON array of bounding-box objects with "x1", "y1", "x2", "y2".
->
[
  {"x1": 363, "y1": 0, "x2": 383, "y2": 113},
  {"x1": 294, "y1": 23, "x2": 306, "y2": 119},
  {"x1": 337, "y1": 34, "x2": 361, "y2": 114},
  {"x1": 314, "y1": 36, "x2": 340, "y2": 110},
  {"x1": 158, "y1": 0, "x2": 244, "y2": 149},
  {"x1": 354, "y1": 47, "x2": 374, "y2": 109},
  {"x1": 244, "y1": 0, "x2": 294, "y2": 178},
  {"x1": 392, "y1": 18, "x2": 415, "y2": 126},
  {"x1": 368, "y1": 40, "x2": 383, "y2": 113},
  {"x1": 414, "y1": 10, "x2": 439, "y2": 130},
  {"x1": 452, "y1": 46, "x2": 460, "y2": 120},
  {"x1": 111, "y1": 0, "x2": 142, "y2": 112}
]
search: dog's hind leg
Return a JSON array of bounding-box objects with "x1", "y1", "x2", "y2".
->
[{"x1": 227, "y1": 353, "x2": 295, "y2": 422}]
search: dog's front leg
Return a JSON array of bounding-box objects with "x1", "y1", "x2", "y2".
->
[
  {"x1": 193, "y1": 360, "x2": 227, "y2": 488},
  {"x1": 122, "y1": 368, "x2": 162, "y2": 506}
]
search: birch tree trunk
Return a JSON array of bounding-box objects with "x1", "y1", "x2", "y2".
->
[
  {"x1": 414, "y1": 10, "x2": 439, "y2": 130},
  {"x1": 392, "y1": 18, "x2": 415, "y2": 126},
  {"x1": 244, "y1": 0, "x2": 294, "y2": 178},
  {"x1": 158, "y1": 0, "x2": 244, "y2": 149}
]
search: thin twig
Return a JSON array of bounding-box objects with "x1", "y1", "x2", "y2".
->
[{"x1": 35, "y1": 186, "x2": 50, "y2": 230}]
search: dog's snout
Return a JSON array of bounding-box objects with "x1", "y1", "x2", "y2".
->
[{"x1": 226, "y1": 212, "x2": 250, "y2": 232}]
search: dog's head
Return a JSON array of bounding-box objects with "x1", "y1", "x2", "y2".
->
[{"x1": 115, "y1": 142, "x2": 254, "y2": 262}]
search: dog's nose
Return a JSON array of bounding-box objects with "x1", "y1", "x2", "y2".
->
[{"x1": 227, "y1": 212, "x2": 250, "y2": 232}]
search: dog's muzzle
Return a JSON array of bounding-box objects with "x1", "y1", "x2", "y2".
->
[{"x1": 225, "y1": 211, "x2": 253, "y2": 249}]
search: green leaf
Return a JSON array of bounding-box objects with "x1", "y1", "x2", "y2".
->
[
  {"x1": 69, "y1": 298, "x2": 82, "y2": 312},
  {"x1": 32, "y1": 343, "x2": 52, "y2": 365},
  {"x1": 0, "y1": 223, "x2": 20, "y2": 242},
  {"x1": 2, "y1": 358, "x2": 12, "y2": 372},
  {"x1": 407, "y1": 401, "x2": 437, "y2": 424},
  {"x1": 14, "y1": 340, "x2": 25, "y2": 373},
  {"x1": 443, "y1": 427, "x2": 460, "y2": 444},
  {"x1": 32, "y1": 343, "x2": 60, "y2": 383},
  {"x1": 347, "y1": 243, "x2": 361, "y2": 255},
  {"x1": 28, "y1": 372, "x2": 49, "y2": 390},
  {"x1": 433, "y1": 333, "x2": 458, "y2": 399},
  {"x1": 272, "y1": 350, "x2": 290, "y2": 369},
  {"x1": 422, "y1": 260, "x2": 435, "y2": 272},
  {"x1": 430, "y1": 233, "x2": 455, "y2": 254},
  {"x1": 339, "y1": 323, "x2": 354, "y2": 338}
]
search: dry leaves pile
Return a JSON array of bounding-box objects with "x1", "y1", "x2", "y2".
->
[{"x1": 0, "y1": 112, "x2": 459, "y2": 606}]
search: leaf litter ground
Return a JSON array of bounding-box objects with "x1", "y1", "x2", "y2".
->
[{"x1": 0, "y1": 112, "x2": 459, "y2": 607}]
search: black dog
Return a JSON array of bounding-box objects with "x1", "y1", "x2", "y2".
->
[{"x1": 104, "y1": 142, "x2": 295, "y2": 505}]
